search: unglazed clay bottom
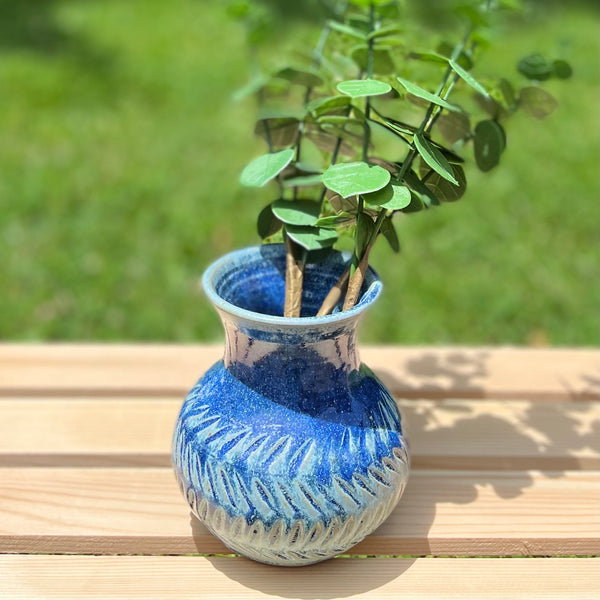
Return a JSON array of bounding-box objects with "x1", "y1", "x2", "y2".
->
[{"x1": 172, "y1": 245, "x2": 410, "y2": 566}]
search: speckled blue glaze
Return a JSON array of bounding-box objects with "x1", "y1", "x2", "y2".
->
[{"x1": 172, "y1": 245, "x2": 410, "y2": 566}]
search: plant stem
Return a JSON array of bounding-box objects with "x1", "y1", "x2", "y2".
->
[
  {"x1": 284, "y1": 20, "x2": 334, "y2": 318},
  {"x1": 342, "y1": 243, "x2": 372, "y2": 310},
  {"x1": 284, "y1": 236, "x2": 304, "y2": 317},
  {"x1": 367, "y1": 30, "x2": 474, "y2": 256},
  {"x1": 316, "y1": 267, "x2": 350, "y2": 316},
  {"x1": 427, "y1": 41, "x2": 476, "y2": 133},
  {"x1": 362, "y1": 3, "x2": 375, "y2": 161},
  {"x1": 342, "y1": 1, "x2": 376, "y2": 312},
  {"x1": 335, "y1": 19, "x2": 475, "y2": 313}
]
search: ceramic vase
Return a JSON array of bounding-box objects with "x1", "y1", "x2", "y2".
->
[{"x1": 172, "y1": 244, "x2": 409, "y2": 566}]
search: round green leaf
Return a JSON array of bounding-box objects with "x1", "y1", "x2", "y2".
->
[
  {"x1": 337, "y1": 79, "x2": 392, "y2": 98},
  {"x1": 306, "y1": 95, "x2": 352, "y2": 117},
  {"x1": 436, "y1": 112, "x2": 471, "y2": 145},
  {"x1": 553, "y1": 59, "x2": 573, "y2": 79},
  {"x1": 271, "y1": 200, "x2": 320, "y2": 226},
  {"x1": 363, "y1": 183, "x2": 411, "y2": 210},
  {"x1": 323, "y1": 162, "x2": 391, "y2": 198},
  {"x1": 254, "y1": 118, "x2": 299, "y2": 149},
  {"x1": 424, "y1": 164, "x2": 467, "y2": 202},
  {"x1": 403, "y1": 169, "x2": 438, "y2": 208},
  {"x1": 306, "y1": 129, "x2": 356, "y2": 158},
  {"x1": 518, "y1": 87, "x2": 558, "y2": 119},
  {"x1": 285, "y1": 225, "x2": 338, "y2": 251},
  {"x1": 257, "y1": 204, "x2": 282, "y2": 239},
  {"x1": 473, "y1": 120, "x2": 505, "y2": 172},
  {"x1": 401, "y1": 193, "x2": 424, "y2": 213},
  {"x1": 380, "y1": 216, "x2": 400, "y2": 253},
  {"x1": 240, "y1": 149, "x2": 295, "y2": 187},
  {"x1": 518, "y1": 54, "x2": 553, "y2": 81},
  {"x1": 327, "y1": 191, "x2": 358, "y2": 214},
  {"x1": 497, "y1": 78, "x2": 516, "y2": 109}
]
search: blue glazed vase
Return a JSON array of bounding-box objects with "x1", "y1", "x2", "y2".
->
[{"x1": 172, "y1": 244, "x2": 410, "y2": 566}]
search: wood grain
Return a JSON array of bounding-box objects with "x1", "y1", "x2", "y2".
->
[
  {"x1": 2, "y1": 345, "x2": 598, "y2": 600},
  {"x1": 1, "y1": 555, "x2": 598, "y2": 600},
  {"x1": 0, "y1": 397, "x2": 597, "y2": 470},
  {"x1": 1, "y1": 468, "x2": 597, "y2": 556},
  {"x1": 1, "y1": 344, "x2": 598, "y2": 400}
]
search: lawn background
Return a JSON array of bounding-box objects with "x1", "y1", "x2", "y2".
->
[{"x1": 1, "y1": 0, "x2": 598, "y2": 345}]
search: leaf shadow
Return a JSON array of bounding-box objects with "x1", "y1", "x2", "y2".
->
[{"x1": 376, "y1": 348, "x2": 599, "y2": 556}]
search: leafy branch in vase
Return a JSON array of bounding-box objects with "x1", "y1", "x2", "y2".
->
[{"x1": 237, "y1": 0, "x2": 569, "y2": 317}]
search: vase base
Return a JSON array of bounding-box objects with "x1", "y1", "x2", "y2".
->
[{"x1": 174, "y1": 449, "x2": 409, "y2": 566}]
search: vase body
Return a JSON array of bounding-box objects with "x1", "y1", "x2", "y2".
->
[{"x1": 172, "y1": 245, "x2": 409, "y2": 566}]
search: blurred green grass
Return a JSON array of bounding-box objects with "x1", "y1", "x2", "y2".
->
[{"x1": 0, "y1": 0, "x2": 598, "y2": 345}]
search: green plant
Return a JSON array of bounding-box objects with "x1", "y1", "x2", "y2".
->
[{"x1": 237, "y1": 0, "x2": 569, "y2": 317}]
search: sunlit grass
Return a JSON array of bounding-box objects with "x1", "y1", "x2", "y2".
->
[{"x1": 0, "y1": 0, "x2": 597, "y2": 344}]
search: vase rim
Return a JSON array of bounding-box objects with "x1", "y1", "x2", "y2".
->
[{"x1": 202, "y1": 244, "x2": 382, "y2": 329}]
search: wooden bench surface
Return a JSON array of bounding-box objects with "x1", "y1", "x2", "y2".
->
[{"x1": 0, "y1": 344, "x2": 598, "y2": 599}]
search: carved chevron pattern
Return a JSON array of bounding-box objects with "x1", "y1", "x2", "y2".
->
[
  {"x1": 173, "y1": 402, "x2": 409, "y2": 566},
  {"x1": 173, "y1": 447, "x2": 408, "y2": 565}
]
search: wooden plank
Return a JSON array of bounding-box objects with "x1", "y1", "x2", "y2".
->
[
  {"x1": 403, "y1": 398, "x2": 600, "y2": 471},
  {"x1": 0, "y1": 398, "x2": 177, "y2": 467},
  {"x1": 0, "y1": 344, "x2": 597, "y2": 400},
  {"x1": 0, "y1": 344, "x2": 219, "y2": 398},
  {"x1": 0, "y1": 398, "x2": 597, "y2": 470},
  {"x1": 1, "y1": 555, "x2": 598, "y2": 600},
  {"x1": 1, "y1": 468, "x2": 597, "y2": 556},
  {"x1": 367, "y1": 346, "x2": 600, "y2": 402}
]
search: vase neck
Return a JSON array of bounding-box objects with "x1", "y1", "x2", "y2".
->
[
  {"x1": 222, "y1": 316, "x2": 361, "y2": 374},
  {"x1": 203, "y1": 245, "x2": 382, "y2": 415},
  {"x1": 220, "y1": 314, "x2": 363, "y2": 415}
]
